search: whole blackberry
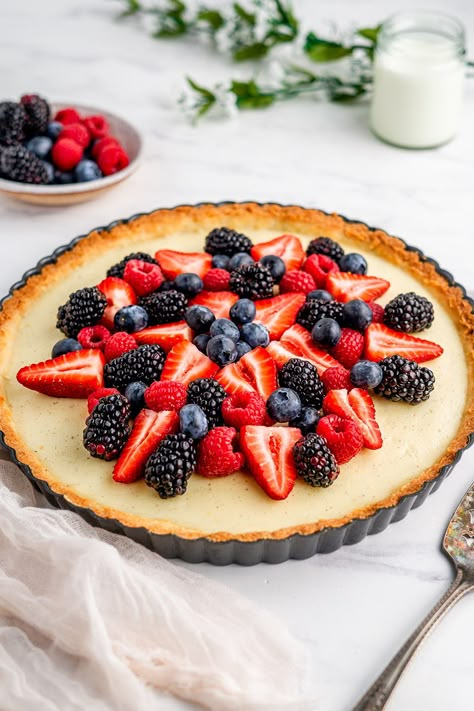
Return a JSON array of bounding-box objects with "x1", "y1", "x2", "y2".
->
[
  {"x1": 383, "y1": 292, "x2": 434, "y2": 333},
  {"x1": 279, "y1": 358, "x2": 323, "y2": 409},
  {"x1": 57, "y1": 286, "x2": 107, "y2": 338},
  {"x1": 0, "y1": 101, "x2": 26, "y2": 145},
  {"x1": 296, "y1": 299, "x2": 344, "y2": 331},
  {"x1": 229, "y1": 263, "x2": 274, "y2": 300},
  {"x1": 306, "y1": 236, "x2": 344, "y2": 264},
  {"x1": 293, "y1": 433, "x2": 339, "y2": 487},
  {"x1": 83, "y1": 394, "x2": 131, "y2": 460},
  {"x1": 104, "y1": 344, "x2": 166, "y2": 391},
  {"x1": 374, "y1": 355, "x2": 435, "y2": 404},
  {"x1": 0, "y1": 145, "x2": 49, "y2": 184},
  {"x1": 204, "y1": 226, "x2": 253, "y2": 256},
  {"x1": 20, "y1": 94, "x2": 50, "y2": 136},
  {"x1": 187, "y1": 378, "x2": 227, "y2": 429},
  {"x1": 138, "y1": 289, "x2": 187, "y2": 325},
  {"x1": 107, "y1": 252, "x2": 158, "y2": 278},
  {"x1": 145, "y1": 434, "x2": 197, "y2": 498}
]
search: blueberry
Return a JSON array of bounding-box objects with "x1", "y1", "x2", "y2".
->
[
  {"x1": 311, "y1": 318, "x2": 341, "y2": 348},
  {"x1": 27, "y1": 136, "x2": 53, "y2": 160},
  {"x1": 158, "y1": 279, "x2": 176, "y2": 292},
  {"x1": 54, "y1": 170, "x2": 75, "y2": 185},
  {"x1": 185, "y1": 305, "x2": 215, "y2": 333},
  {"x1": 174, "y1": 272, "x2": 203, "y2": 298},
  {"x1": 47, "y1": 121, "x2": 63, "y2": 140},
  {"x1": 240, "y1": 322, "x2": 270, "y2": 348},
  {"x1": 350, "y1": 360, "x2": 383, "y2": 389},
  {"x1": 41, "y1": 160, "x2": 55, "y2": 184},
  {"x1": 290, "y1": 406, "x2": 320, "y2": 435},
  {"x1": 75, "y1": 159, "x2": 102, "y2": 183},
  {"x1": 343, "y1": 299, "x2": 373, "y2": 331},
  {"x1": 206, "y1": 335, "x2": 238, "y2": 366},
  {"x1": 260, "y1": 255, "x2": 286, "y2": 282},
  {"x1": 229, "y1": 252, "x2": 254, "y2": 270},
  {"x1": 229, "y1": 298, "x2": 256, "y2": 325},
  {"x1": 212, "y1": 254, "x2": 230, "y2": 270},
  {"x1": 193, "y1": 333, "x2": 211, "y2": 354},
  {"x1": 209, "y1": 317, "x2": 240, "y2": 342},
  {"x1": 236, "y1": 340, "x2": 252, "y2": 359},
  {"x1": 307, "y1": 289, "x2": 333, "y2": 303},
  {"x1": 266, "y1": 388, "x2": 302, "y2": 423},
  {"x1": 114, "y1": 305, "x2": 149, "y2": 333},
  {"x1": 179, "y1": 404, "x2": 209, "y2": 439},
  {"x1": 51, "y1": 338, "x2": 82, "y2": 358},
  {"x1": 339, "y1": 253, "x2": 367, "y2": 275},
  {"x1": 124, "y1": 381, "x2": 147, "y2": 416}
]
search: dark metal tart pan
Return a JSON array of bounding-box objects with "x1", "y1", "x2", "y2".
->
[{"x1": 0, "y1": 202, "x2": 472, "y2": 565}]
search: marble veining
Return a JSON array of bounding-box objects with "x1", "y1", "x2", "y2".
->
[{"x1": 0, "y1": 0, "x2": 473, "y2": 709}]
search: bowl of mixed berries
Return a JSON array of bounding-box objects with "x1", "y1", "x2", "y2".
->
[{"x1": 0, "y1": 94, "x2": 142, "y2": 205}]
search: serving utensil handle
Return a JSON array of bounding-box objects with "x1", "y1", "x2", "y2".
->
[{"x1": 352, "y1": 568, "x2": 473, "y2": 710}]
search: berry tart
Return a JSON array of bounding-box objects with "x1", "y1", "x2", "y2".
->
[{"x1": 0, "y1": 203, "x2": 473, "y2": 564}]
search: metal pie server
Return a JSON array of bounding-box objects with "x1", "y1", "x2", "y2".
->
[{"x1": 353, "y1": 481, "x2": 474, "y2": 710}]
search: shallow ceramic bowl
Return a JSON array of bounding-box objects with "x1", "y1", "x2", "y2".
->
[{"x1": 0, "y1": 103, "x2": 143, "y2": 206}]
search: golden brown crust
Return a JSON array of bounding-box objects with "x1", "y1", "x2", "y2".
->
[{"x1": 0, "y1": 202, "x2": 473, "y2": 542}]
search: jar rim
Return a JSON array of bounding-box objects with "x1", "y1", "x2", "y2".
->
[{"x1": 378, "y1": 10, "x2": 466, "y2": 56}]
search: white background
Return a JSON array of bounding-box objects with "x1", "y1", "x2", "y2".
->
[{"x1": 1, "y1": 1, "x2": 473, "y2": 709}]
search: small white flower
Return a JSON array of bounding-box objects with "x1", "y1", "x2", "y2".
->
[
  {"x1": 213, "y1": 84, "x2": 238, "y2": 118},
  {"x1": 215, "y1": 24, "x2": 234, "y2": 53},
  {"x1": 177, "y1": 88, "x2": 201, "y2": 122},
  {"x1": 140, "y1": 11, "x2": 160, "y2": 35}
]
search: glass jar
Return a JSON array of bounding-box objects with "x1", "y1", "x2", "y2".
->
[{"x1": 370, "y1": 11, "x2": 466, "y2": 148}]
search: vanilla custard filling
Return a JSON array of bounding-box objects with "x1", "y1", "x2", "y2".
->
[{"x1": 2, "y1": 227, "x2": 468, "y2": 537}]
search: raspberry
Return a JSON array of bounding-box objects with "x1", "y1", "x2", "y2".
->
[
  {"x1": 279, "y1": 270, "x2": 316, "y2": 295},
  {"x1": 59, "y1": 122, "x2": 90, "y2": 148},
  {"x1": 82, "y1": 115, "x2": 109, "y2": 139},
  {"x1": 97, "y1": 145, "x2": 129, "y2": 175},
  {"x1": 203, "y1": 268, "x2": 231, "y2": 291},
  {"x1": 196, "y1": 427, "x2": 245, "y2": 477},
  {"x1": 92, "y1": 136, "x2": 120, "y2": 159},
  {"x1": 144, "y1": 381, "x2": 187, "y2": 412},
  {"x1": 51, "y1": 138, "x2": 83, "y2": 170},
  {"x1": 330, "y1": 328, "x2": 364, "y2": 369},
  {"x1": 104, "y1": 332, "x2": 137, "y2": 362},
  {"x1": 221, "y1": 391, "x2": 266, "y2": 429},
  {"x1": 77, "y1": 325, "x2": 111, "y2": 350},
  {"x1": 87, "y1": 387, "x2": 120, "y2": 414},
  {"x1": 54, "y1": 107, "x2": 81, "y2": 124},
  {"x1": 316, "y1": 414, "x2": 363, "y2": 464},
  {"x1": 303, "y1": 254, "x2": 339, "y2": 288},
  {"x1": 123, "y1": 259, "x2": 164, "y2": 296},
  {"x1": 368, "y1": 301, "x2": 385, "y2": 324},
  {"x1": 321, "y1": 366, "x2": 352, "y2": 392}
]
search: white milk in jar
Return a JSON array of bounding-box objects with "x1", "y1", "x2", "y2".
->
[{"x1": 370, "y1": 12, "x2": 466, "y2": 148}]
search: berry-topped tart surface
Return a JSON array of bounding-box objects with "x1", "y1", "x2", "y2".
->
[{"x1": 0, "y1": 203, "x2": 473, "y2": 564}]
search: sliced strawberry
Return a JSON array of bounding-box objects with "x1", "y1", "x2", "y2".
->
[
  {"x1": 303, "y1": 254, "x2": 339, "y2": 287},
  {"x1": 326, "y1": 272, "x2": 390, "y2": 303},
  {"x1": 134, "y1": 321, "x2": 192, "y2": 351},
  {"x1": 161, "y1": 340, "x2": 218, "y2": 385},
  {"x1": 364, "y1": 323, "x2": 444, "y2": 363},
  {"x1": 250, "y1": 234, "x2": 305, "y2": 272},
  {"x1": 240, "y1": 425, "x2": 302, "y2": 500},
  {"x1": 113, "y1": 409, "x2": 179, "y2": 483},
  {"x1": 215, "y1": 347, "x2": 277, "y2": 401},
  {"x1": 323, "y1": 388, "x2": 382, "y2": 450},
  {"x1": 189, "y1": 290, "x2": 239, "y2": 319},
  {"x1": 254, "y1": 293, "x2": 305, "y2": 340},
  {"x1": 98, "y1": 276, "x2": 137, "y2": 329},
  {"x1": 266, "y1": 340, "x2": 304, "y2": 369},
  {"x1": 155, "y1": 249, "x2": 212, "y2": 279},
  {"x1": 279, "y1": 324, "x2": 340, "y2": 374},
  {"x1": 17, "y1": 349, "x2": 104, "y2": 398}
]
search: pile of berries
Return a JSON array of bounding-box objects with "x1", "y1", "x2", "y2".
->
[
  {"x1": 16, "y1": 228, "x2": 444, "y2": 502},
  {"x1": 0, "y1": 93, "x2": 129, "y2": 185}
]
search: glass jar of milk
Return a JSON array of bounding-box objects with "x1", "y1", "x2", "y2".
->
[{"x1": 370, "y1": 11, "x2": 466, "y2": 148}]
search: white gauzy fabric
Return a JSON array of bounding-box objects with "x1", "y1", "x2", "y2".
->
[{"x1": 0, "y1": 459, "x2": 317, "y2": 711}]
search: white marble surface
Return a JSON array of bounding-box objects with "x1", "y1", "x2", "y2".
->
[{"x1": 1, "y1": 1, "x2": 474, "y2": 709}]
